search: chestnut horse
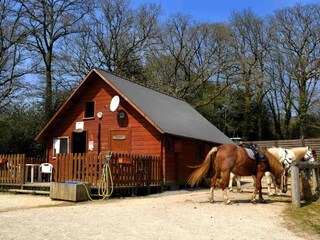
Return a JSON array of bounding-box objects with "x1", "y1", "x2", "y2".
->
[
  {"x1": 229, "y1": 147, "x2": 295, "y2": 194},
  {"x1": 188, "y1": 144, "x2": 287, "y2": 204}
]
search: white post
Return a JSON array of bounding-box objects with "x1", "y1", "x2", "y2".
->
[
  {"x1": 312, "y1": 167, "x2": 318, "y2": 191},
  {"x1": 30, "y1": 165, "x2": 35, "y2": 183}
]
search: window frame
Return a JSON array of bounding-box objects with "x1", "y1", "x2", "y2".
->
[{"x1": 53, "y1": 136, "x2": 69, "y2": 158}]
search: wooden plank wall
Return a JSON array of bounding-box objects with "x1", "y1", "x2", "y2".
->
[
  {"x1": 253, "y1": 138, "x2": 320, "y2": 161},
  {"x1": 55, "y1": 152, "x2": 162, "y2": 188},
  {"x1": 46, "y1": 76, "x2": 162, "y2": 165}
]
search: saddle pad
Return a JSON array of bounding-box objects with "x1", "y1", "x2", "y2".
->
[{"x1": 244, "y1": 148, "x2": 255, "y2": 160}]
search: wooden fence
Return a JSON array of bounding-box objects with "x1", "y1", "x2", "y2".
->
[
  {"x1": 291, "y1": 161, "x2": 320, "y2": 208},
  {"x1": 254, "y1": 138, "x2": 320, "y2": 160},
  {"x1": 55, "y1": 152, "x2": 162, "y2": 189},
  {"x1": 0, "y1": 155, "x2": 46, "y2": 184}
]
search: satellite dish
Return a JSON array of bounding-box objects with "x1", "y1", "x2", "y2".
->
[{"x1": 110, "y1": 95, "x2": 120, "y2": 112}]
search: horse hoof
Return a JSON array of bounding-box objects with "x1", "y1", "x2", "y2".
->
[
  {"x1": 251, "y1": 199, "x2": 257, "y2": 204},
  {"x1": 209, "y1": 198, "x2": 214, "y2": 203},
  {"x1": 237, "y1": 189, "x2": 243, "y2": 193},
  {"x1": 229, "y1": 189, "x2": 233, "y2": 192},
  {"x1": 224, "y1": 200, "x2": 231, "y2": 205}
]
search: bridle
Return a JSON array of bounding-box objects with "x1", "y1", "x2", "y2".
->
[
  {"x1": 276, "y1": 170, "x2": 287, "y2": 193},
  {"x1": 282, "y1": 149, "x2": 293, "y2": 172},
  {"x1": 304, "y1": 149, "x2": 314, "y2": 162}
]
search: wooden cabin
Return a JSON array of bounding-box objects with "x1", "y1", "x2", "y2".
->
[{"x1": 36, "y1": 69, "x2": 233, "y2": 188}]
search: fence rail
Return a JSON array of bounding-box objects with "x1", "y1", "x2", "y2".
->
[
  {"x1": 0, "y1": 155, "x2": 46, "y2": 184},
  {"x1": 55, "y1": 152, "x2": 162, "y2": 189},
  {"x1": 254, "y1": 138, "x2": 320, "y2": 159}
]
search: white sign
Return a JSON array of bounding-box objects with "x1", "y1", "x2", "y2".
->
[
  {"x1": 75, "y1": 121, "x2": 84, "y2": 130},
  {"x1": 88, "y1": 140, "x2": 94, "y2": 151}
]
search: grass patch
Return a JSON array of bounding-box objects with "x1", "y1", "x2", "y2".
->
[{"x1": 284, "y1": 196, "x2": 320, "y2": 238}]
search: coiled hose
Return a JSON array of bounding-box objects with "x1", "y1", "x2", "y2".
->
[
  {"x1": 98, "y1": 158, "x2": 114, "y2": 199},
  {"x1": 82, "y1": 152, "x2": 114, "y2": 200}
]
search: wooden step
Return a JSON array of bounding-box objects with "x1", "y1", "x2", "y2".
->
[{"x1": 8, "y1": 189, "x2": 50, "y2": 195}]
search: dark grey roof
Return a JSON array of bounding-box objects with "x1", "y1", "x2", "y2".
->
[{"x1": 96, "y1": 69, "x2": 233, "y2": 144}]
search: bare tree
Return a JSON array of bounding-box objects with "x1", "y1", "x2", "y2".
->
[
  {"x1": 91, "y1": 0, "x2": 160, "y2": 78},
  {"x1": 16, "y1": 0, "x2": 93, "y2": 120},
  {"x1": 230, "y1": 9, "x2": 272, "y2": 140},
  {"x1": 270, "y1": 4, "x2": 320, "y2": 138},
  {"x1": 266, "y1": 38, "x2": 294, "y2": 139},
  {"x1": 0, "y1": 0, "x2": 29, "y2": 110},
  {"x1": 58, "y1": 0, "x2": 161, "y2": 82},
  {"x1": 146, "y1": 14, "x2": 235, "y2": 104}
]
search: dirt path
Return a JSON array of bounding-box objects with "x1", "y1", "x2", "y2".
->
[{"x1": 0, "y1": 179, "x2": 318, "y2": 240}]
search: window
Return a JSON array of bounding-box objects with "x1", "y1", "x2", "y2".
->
[
  {"x1": 53, "y1": 137, "x2": 69, "y2": 157},
  {"x1": 84, "y1": 101, "x2": 95, "y2": 118}
]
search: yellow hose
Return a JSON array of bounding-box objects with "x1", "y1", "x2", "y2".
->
[
  {"x1": 81, "y1": 152, "x2": 114, "y2": 201},
  {"x1": 98, "y1": 161, "x2": 114, "y2": 200}
]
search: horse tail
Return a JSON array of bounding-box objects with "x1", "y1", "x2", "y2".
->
[{"x1": 188, "y1": 146, "x2": 218, "y2": 187}]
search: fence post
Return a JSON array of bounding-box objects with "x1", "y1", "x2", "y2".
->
[
  {"x1": 21, "y1": 155, "x2": 26, "y2": 184},
  {"x1": 291, "y1": 161, "x2": 301, "y2": 208},
  {"x1": 312, "y1": 167, "x2": 318, "y2": 191}
]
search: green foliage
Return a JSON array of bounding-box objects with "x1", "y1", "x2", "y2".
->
[
  {"x1": 0, "y1": 104, "x2": 46, "y2": 157},
  {"x1": 196, "y1": 87, "x2": 246, "y2": 138}
]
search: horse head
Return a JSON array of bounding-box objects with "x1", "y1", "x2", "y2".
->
[{"x1": 304, "y1": 147, "x2": 316, "y2": 163}]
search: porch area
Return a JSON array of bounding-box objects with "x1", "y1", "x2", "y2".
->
[{"x1": 0, "y1": 152, "x2": 163, "y2": 197}]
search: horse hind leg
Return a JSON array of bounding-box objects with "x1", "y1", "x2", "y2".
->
[
  {"x1": 252, "y1": 172, "x2": 265, "y2": 203},
  {"x1": 209, "y1": 171, "x2": 220, "y2": 203},
  {"x1": 228, "y1": 173, "x2": 235, "y2": 192},
  {"x1": 221, "y1": 171, "x2": 232, "y2": 204}
]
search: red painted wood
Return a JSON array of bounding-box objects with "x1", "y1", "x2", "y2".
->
[{"x1": 40, "y1": 73, "x2": 214, "y2": 186}]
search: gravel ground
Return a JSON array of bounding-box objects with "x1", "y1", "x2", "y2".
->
[{"x1": 0, "y1": 178, "x2": 318, "y2": 240}]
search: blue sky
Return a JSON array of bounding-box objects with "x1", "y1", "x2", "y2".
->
[{"x1": 130, "y1": 0, "x2": 319, "y2": 23}]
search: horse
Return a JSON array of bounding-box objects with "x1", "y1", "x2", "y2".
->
[
  {"x1": 265, "y1": 146, "x2": 317, "y2": 195},
  {"x1": 188, "y1": 144, "x2": 287, "y2": 204},
  {"x1": 228, "y1": 146, "x2": 294, "y2": 193},
  {"x1": 290, "y1": 146, "x2": 317, "y2": 163}
]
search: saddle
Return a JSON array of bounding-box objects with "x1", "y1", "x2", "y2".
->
[{"x1": 239, "y1": 143, "x2": 267, "y2": 162}]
